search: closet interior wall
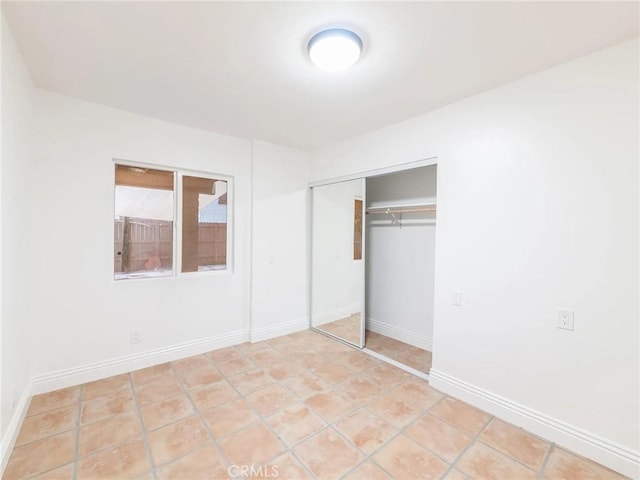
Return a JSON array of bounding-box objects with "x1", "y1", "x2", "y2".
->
[{"x1": 365, "y1": 166, "x2": 437, "y2": 356}]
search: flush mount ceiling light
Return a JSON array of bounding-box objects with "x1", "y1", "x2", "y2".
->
[{"x1": 308, "y1": 28, "x2": 363, "y2": 72}]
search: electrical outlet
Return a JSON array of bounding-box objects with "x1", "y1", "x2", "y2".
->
[
  {"x1": 130, "y1": 330, "x2": 142, "y2": 344},
  {"x1": 452, "y1": 291, "x2": 463, "y2": 306},
  {"x1": 557, "y1": 310, "x2": 574, "y2": 331}
]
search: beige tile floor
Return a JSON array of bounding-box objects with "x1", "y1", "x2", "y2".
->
[
  {"x1": 313, "y1": 320, "x2": 432, "y2": 374},
  {"x1": 365, "y1": 331, "x2": 433, "y2": 374},
  {"x1": 4, "y1": 330, "x2": 626, "y2": 480},
  {"x1": 315, "y1": 315, "x2": 362, "y2": 346}
]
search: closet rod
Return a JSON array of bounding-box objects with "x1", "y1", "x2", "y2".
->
[{"x1": 366, "y1": 204, "x2": 436, "y2": 215}]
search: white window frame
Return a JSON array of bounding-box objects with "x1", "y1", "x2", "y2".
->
[{"x1": 113, "y1": 159, "x2": 234, "y2": 282}]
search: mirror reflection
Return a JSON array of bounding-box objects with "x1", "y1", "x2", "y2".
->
[{"x1": 311, "y1": 179, "x2": 365, "y2": 347}]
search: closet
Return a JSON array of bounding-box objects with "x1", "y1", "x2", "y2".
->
[
  {"x1": 310, "y1": 163, "x2": 437, "y2": 376},
  {"x1": 365, "y1": 165, "x2": 436, "y2": 374}
]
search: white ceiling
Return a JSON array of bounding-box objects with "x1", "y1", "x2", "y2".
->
[{"x1": 2, "y1": 2, "x2": 638, "y2": 151}]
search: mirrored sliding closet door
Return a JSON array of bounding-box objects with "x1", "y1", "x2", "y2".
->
[{"x1": 311, "y1": 179, "x2": 365, "y2": 348}]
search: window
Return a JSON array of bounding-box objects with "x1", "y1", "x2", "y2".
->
[
  {"x1": 114, "y1": 164, "x2": 230, "y2": 280},
  {"x1": 181, "y1": 175, "x2": 228, "y2": 273}
]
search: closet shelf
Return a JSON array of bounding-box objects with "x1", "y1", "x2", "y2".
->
[{"x1": 366, "y1": 202, "x2": 436, "y2": 215}]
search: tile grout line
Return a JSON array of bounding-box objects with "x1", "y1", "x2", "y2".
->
[
  {"x1": 441, "y1": 409, "x2": 555, "y2": 477},
  {"x1": 324, "y1": 422, "x2": 374, "y2": 479},
  {"x1": 28, "y1": 340, "x2": 357, "y2": 478},
  {"x1": 286, "y1": 348, "x2": 417, "y2": 478},
  {"x1": 126, "y1": 345, "x2": 321, "y2": 473},
  {"x1": 477, "y1": 439, "x2": 547, "y2": 476},
  {"x1": 21, "y1": 394, "x2": 83, "y2": 479},
  {"x1": 169, "y1": 361, "x2": 236, "y2": 476},
  {"x1": 363, "y1": 329, "x2": 433, "y2": 375},
  {"x1": 134, "y1": 392, "x2": 194, "y2": 433},
  {"x1": 128, "y1": 373, "x2": 159, "y2": 480},
  {"x1": 246, "y1": 387, "x2": 321, "y2": 480},
  {"x1": 10, "y1": 404, "x2": 79, "y2": 446},
  {"x1": 209, "y1": 351, "x2": 315, "y2": 477},
  {"x1": 243, "y1": 366, "x2": 323, "y2": 478},
  {"x1": 260, "y1": 336, "x2": 335, "y2": 477},
  {"x1": 27, "y1": 343, "x2": 390, "y2": 479},
  {"x1": 386, "y1": 395, "x2": 466, "y2": 468},
  {"x1": 291, "y1": 345, "x2": 419, "y2": 477},
  {"x1": 10, "y1": 331, "x2": 621, "y2": 480},
  {"x1": 340, "y1": 425, "x2": 404, "y2": 480},
  {"x1": 358, "y1": 389, "x2": 470, "y2": 479},
  {"x1": 537, "y1": 442, "x2": 556, "y2": 480},
  {"x1": 357, "y1": 390, "x2": 471, "y2": 479},
  {"x1": 224, "y1": 337, "x2": 381, "y2": 478},
  {"x1": 477, "y1": 416, "x2": 557, "y2": 471},
  {"x1": 337, "y1": 456, "x2": 373, "y2": 479},
  {"x1": 441, "y1": 412, "x2": 495, "y2": 478},
  {"x1": 72, "y1": 385, "x2": 83, "y2": 480},
  {"x1": 395, "y1": 392, "x2": 482, "y2": 467}
]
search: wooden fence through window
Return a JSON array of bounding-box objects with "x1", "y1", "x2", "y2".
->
[{"x1": 114, "y1": 218, "x2": 226, "y2": 272}]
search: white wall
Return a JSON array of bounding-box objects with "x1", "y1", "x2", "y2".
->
[
  {"x1": 311, "y1": 179, "x2": 365, "y2": 325},
  {"x1": 250, "y1": 141, "x2": 310, "y2": 340},
  {"x1": 311, "y1": 39, "x2": 639, "y2": 476},
  {"x1": 25, "y1": 90, "x2": 313, "y2": 393},
  {"x1": 28, "y1": 90, "x2": 255, "y2": 384},
  {"x1": 366, "y1": 166, "x2": 437, "y2": 350},
  {"x1": 0, "y1": 21, "x2": 313, "y2": 473},
  {"x1": 0, "y1": 14, "x2": 35, "y2": 460}
]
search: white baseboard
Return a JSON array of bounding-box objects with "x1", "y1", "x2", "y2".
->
[
  {"x1": 4, "y1": 323, "x2": 311, "y2": 475},
  {"x1": 1, "y1": 381, "x2": 32, "y2": 476},
  {"x1": 367, "y1": 318, "x2": 433, "y2": 351},
  {"x1": 429, "y1": 368, "x2": 639, "y2": 478},
  {"x1": 31, "y1": 329, "x2": 249, "y2": 395},
  {"x1": 250, "y1": 317, "x2": 308, "y2": 342}
]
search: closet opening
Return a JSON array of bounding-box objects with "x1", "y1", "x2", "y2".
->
[
  {"x1": 309, "y1": 160, "x2": 437, "y2": 377},
  {"x1": 364, "y1": 164, "x2": 437, "y2": 376}
]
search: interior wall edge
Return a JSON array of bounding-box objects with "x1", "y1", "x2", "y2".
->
[
  {"x1": 1, "y1": 12, "x2": 37, "y2": 447},
  {"x1": 30, "y1": 329, "x2": 249, "y2": 396},
  {"x1": 247, "y1": 138, "x2": 256, "y2": 336},
  {"x1": 429, "y1": 368, "x2": 640, "y2": 478},
  {"x1": 0, "y1": 380, "x2": 31, "y2": 477}
]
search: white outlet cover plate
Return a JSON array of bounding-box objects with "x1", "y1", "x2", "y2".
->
[
  {"x1": 130, "y1": 330, "x2": 142, "y2": 344},
  {"x1": 452, "y1": 292, "x2": 463, "y2": 306},
  {"x1": 557, "y1": 310, "x2": 574, "y2": 330}
]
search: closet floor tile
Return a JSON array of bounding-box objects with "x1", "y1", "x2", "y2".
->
[{"x1": 364, "y1": 329, "x2": 433, "y2": 374}]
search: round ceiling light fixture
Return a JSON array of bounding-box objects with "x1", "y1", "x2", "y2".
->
[{"x1": 308, "y1": 28, "x2": 363, "y2": 72}]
